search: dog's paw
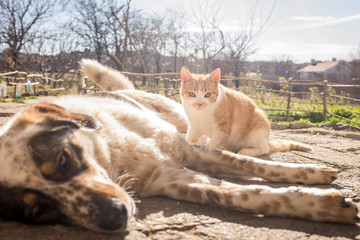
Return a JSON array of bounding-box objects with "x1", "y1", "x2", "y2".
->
[
  {"x1": 304, "y1": 164, "x2": 339, "y2": 184},
  {"x1": 313, "y1": 192, "x2": 358, "y2": 223},
  {"x1": 317, "y1": 165, "x2": 339, "y2": 184},
  {"x1": 282, "y1": 164, "x2": 339, "y2": 185}
]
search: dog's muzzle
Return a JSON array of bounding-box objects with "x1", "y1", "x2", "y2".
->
[
  {"x1": 65, "y1": 174, "x2": 135, "y2": 233},
  {"x1": 98, "y1": 197, "x2": 128, "y2": 231}
]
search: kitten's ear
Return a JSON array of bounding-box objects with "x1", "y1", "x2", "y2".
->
[
  {"x1": 209, "y1": 68, "x2": 221, "y2": 84},
  {"x1": 181, "y1": 67, "x2": 192, "y2": 83}
]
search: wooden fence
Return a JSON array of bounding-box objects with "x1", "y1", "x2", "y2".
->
[
  {"x1": 1, "y1": 70, "x2": 360, "y2": 125},
  {"x1": 0, "y1": 71, "x2": 69, "y2": 97},
  {"x1": 120, "y1": 72, "x2": 360, "y2": 126}
]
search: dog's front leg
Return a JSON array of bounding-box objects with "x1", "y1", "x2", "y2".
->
[
  {"x1": 140, "y1": 167, "x2": 357, "y2": 224},
  {"x1": 184, "y1": 144, "x2": 338, "y2": 184}
]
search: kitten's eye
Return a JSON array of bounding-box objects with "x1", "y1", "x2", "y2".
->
[
  {"x1": 204, "y1": 93, "x2": 211, "y2": 98},
  {"x1": 189, "y1": 92, "x2": 196, "y2": 97}
]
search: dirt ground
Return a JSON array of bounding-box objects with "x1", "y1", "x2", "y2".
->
[{"x1": 0, "y1": 97, "x2": 359, "y2": 240}]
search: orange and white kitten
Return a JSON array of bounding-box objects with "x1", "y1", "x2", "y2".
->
[{"x1": 180, "y1": 67, "x2": 312, "y2": 156}]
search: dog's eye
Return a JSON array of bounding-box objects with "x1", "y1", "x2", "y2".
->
[
  {"x1": 204, "y1": 92, "x2": 211, "y2": 98},
  {"x1": 189, "y1": 92, "x2": 196, "y2": 97},
  {"x1": 58, "y1": 151, "x2": 71, "y2": 173},
  {"x1": 29, "y1": 203, "x2": 60, "y2": 223}
]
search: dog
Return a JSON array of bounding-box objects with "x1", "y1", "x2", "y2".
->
[{"x1": 0, "y1": 59, "x2": 357, "y2": 232}]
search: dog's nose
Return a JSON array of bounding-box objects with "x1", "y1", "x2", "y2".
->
[{"x1": 98, "y1": 198, "x2": 128, "y2": 231}]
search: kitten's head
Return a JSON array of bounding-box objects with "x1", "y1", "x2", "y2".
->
[{"x1": 180, "y1": 67, "x2": 221, "y2": 110}]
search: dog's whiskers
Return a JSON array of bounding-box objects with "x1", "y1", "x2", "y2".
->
[{"x1": 115, "y1": 172, "x2": 137, "y2": 192}]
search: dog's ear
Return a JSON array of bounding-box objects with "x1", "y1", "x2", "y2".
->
[
  {"x1": 0, "y1": 184, "x2": 63, "y2": 224},
  {"x1": 23, "y1": 102, "x2": 102, "y2": 131}
]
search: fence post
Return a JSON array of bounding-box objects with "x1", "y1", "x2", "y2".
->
[
  {"x1": 286, "y1": 77, "x2": 293, "y2": 121},
  {"x1": 322, "y1": 80, "x2": 328, "y2": 122},
  {"x1": 14, "y1": 84, "x2": 17, "y2": 98},
  {"x1": 155, "y1": 77, "x2": 159, "y2": 94},
  {"x1": 164, "y1": 78, "x2": 169, "y2": 97}
]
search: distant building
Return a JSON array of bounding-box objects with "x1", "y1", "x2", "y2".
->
[
  {"x1": 296, "y1": 59, "x2": 349, "y2": 82},
  {"x1": 294, "y1": 59, "x2": 359, "y2": 98}
]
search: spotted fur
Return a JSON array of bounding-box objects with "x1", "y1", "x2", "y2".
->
[{"x1": 0, "y1": 60, "x2": 357, "y2": 233}]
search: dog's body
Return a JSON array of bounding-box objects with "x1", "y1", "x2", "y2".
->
[{"x1": 0, "y1": 60, "x2": 357, "y2": 232}]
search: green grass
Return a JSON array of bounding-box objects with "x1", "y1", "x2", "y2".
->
[
  {"x1": 138, "y1": 80, "x2": 360, "y2": 127},
  {"x1": 10, "y1": 95, "x2": 38, "y2": 103},
  {"x1": 26, "y1": 95, "x2": 38, "y2": 99},
  {"x1": 246, "y1": 88, "x2": 360, "y2": 127},
  {"x1": 262, "y1": 104, "x2": 360, "y2": 127},
  {"x1": 2, "y1": 77, "x2": 359, "y2": 128},
  {"x1": 11, "y1": 98, "x2": 25, "y2": 103},
  {"x1": 327, "y1": 105, "x2": 360, "y2": 126}
]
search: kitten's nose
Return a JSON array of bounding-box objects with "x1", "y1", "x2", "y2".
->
[{"x1": 197, "y1": 103, "x2": 203, "y2": 107}]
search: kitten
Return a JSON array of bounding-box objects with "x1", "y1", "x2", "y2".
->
[{"x1": 180, "y1": 67, "x2": 312, "y2": 156}]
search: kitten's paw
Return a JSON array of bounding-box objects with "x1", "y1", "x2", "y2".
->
[
  {"x1": 197, "y1": 135, "x2": 210, "y2": 146},
  {"x1": 238, "y1": 148, "x2": 265, "y2": 157}
]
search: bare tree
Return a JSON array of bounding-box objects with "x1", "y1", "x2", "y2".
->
[
  {"x1": 103, "y1": 0, "x2": 127, "y2": 70},
  {"x1": 68, "y1": 0, "x2": 150, "y2": 73},
  {"x1": 130, "y1": 11, "x2": 155, "y2": 75},
  {"x1": 109, "y1": 1, "x2": 150, "y2": 73},
  {"x1": 224, "y1": 0, "x2": 278, "y2": 81},
  {"x1": 149, "y1": 14, "x2": 167, "y2": 73},
  {"x1": 188, "y1": 0, "x2": 225, "y2": 73},
  {"x1": 42, "y1": 32, "x2": 90, "y2": 80},
  {"x1": 225, "y1": 33, "x2": 256, "y2": 78},
  {"x1": 349, "y1": 43, "x2": 360, "y2": 83},
  {"x1": 66, "y1": 0, "x2": 108, "y2": 62},
  {"x1": 273, "y1": 55, "x2": 294, "y2": 78},
  {"x1": 165, "y1": 8, "x2": 186, "y2": 72},
  {"x1": 0, "y1": 0, "x2": 63, "y2": 70}
]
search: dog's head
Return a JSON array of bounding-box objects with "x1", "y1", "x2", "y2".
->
[{"x1": 0, "y1": 102, "x2": 135, "y2": 232}]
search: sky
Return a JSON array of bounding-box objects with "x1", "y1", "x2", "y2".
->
[{"x1": 131, "y1": 0, "x2": 360, "y2": 63}]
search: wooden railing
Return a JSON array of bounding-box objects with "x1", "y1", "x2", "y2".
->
[
  {"x1": 119, "y1": 73, "x2": 360, "y2": 126},
  {"x1": 0, "y1": 71, "x2": 66, "y2": 97},
  {"x1": 1, "y1": 70, "x2": 359, "y2": 125}
]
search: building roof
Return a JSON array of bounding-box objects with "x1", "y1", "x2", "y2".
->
[{"x1": 297, "y1": 61, "x2": 340, "y2": 73}]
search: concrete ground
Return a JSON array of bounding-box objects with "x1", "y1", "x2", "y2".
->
[{"x1": 0, "y1": 97, "x2": 359, "y2": 240}]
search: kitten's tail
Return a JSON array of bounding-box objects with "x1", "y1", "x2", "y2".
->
[
  {"x1": 79, "y1": 59, "x2": 135, "y2": 91},
  {"x1": 268, "y1": 139, "x2": 313, "y2": 153}
]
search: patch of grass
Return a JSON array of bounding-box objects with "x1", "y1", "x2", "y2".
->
[
  {"x1": 26, "y1": 95, "x2": 38, "y2": 99},
  {"x1": 11, "y1": 98, "x2": 25, "y2": 103},
  {"x1": 307, "y1": 129, "x2": 320, "y2": 134},
  {"x1": 326, "y1": 105, "x2": 360, "y2": 126},
  {"x1": 10, "y1": 95, "x2": 38, "y2": 104},
  {"x1": 263, "y1": 103, "x2": 360, "y2": 127}
]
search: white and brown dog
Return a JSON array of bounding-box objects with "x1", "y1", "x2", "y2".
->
[{"x1": 0, "y1": 59, "x2": 358, "y2": 232}]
